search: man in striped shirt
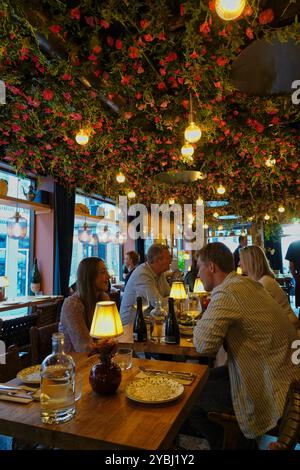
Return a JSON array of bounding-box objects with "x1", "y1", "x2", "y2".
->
[{"x1": 191, "y1": 242, "x2": 300, "y2": 449}]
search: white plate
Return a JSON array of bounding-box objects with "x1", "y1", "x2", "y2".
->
[
  {"x1": 125, "y1": 376, "x2": 184, "y2": 404},
  {"x1": 17, "y1": 365, "x2": 41, "y2": 384}
]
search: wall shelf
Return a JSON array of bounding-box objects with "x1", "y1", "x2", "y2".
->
[
  {"x1": 0, "y1": 195, "x2": 52, "y2": 214},
  {"x1": 75, "y1": 212, "x2": 119, "y2": 225}
]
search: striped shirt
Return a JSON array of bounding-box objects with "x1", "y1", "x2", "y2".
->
[
  {"x1": 120, "y1": 262, "x2": 170, "y2": 325},
  {"x1": 193, "y1": 272, "x2": 300, "y2": 439}
]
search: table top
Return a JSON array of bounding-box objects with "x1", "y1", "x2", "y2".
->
[
  {"x1": 119, "y1": 323, "x2": 200, "y2": 357},
  {"x1": 0, "y1": 355, "x2": 208, "y2": 450},
  {"x1": 0, "y1": 295, "x2": 63, "y2": 313}
]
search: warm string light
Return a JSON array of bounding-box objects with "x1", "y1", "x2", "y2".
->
[
  {"x1": 217, "y1": 183, "x2": 226, "y2": 195},
  {"x1": 128, "y1": 190, "x2": 136, "y2": 199},
  {"x1": 203, "y1": 223, "x2": 209, "y2": 229},
  {"x1": 264, "y1": 214, "x2": 270, "y2": 221},
  {"x1": 196, "y1": 197, "x2": 204, "y2": 206},
  {"x1": 218, "y1": 225, "x2": 224, "y2": 231},
  {"x1": 215, "y1": 0, "x2": 246, "y2": 21},
  {"x1": 75, "y1": 129, "x2": 89, "y2": 146},
  {"x1": 265, "y1": 157, "x2": 276, "y2": 168},
  {"x1": 278, "y1": 206, "x2": 285, "y2": 213},
  {"x1": 213, "y1": 212, "x2": 219, "y2": 218},
  {"x1": 169, "y1": 198, "x2": 175, "y2": 205},
  {"x1": 116, "y1": 172, "x2": 125, "y2": 183}
]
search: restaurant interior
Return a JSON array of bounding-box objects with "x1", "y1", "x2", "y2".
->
[{"x1": 0, "y1": 0, "x2": 300, "y2": 454}]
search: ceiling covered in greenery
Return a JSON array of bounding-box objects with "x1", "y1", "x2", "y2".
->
[{"x1": 1, "y1": 0, "x2": 300, "y2": 222}]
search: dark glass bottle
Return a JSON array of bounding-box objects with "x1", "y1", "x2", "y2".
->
[
  {"x1": 165, "y1": 297, "x2": 180, "y2": 344},
  {"x1": 30, "y1": 258, "x2": 41, "y2": 294},
  {"x1": 133, "y1": 296, "x2": 147, "y2": 342}
]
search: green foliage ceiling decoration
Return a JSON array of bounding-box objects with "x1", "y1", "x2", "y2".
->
[{"x1": 1, "y1": 0, "x2": 300, "y2": 222}]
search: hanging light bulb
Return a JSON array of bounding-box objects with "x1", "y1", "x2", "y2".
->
[
  {"x1": 215, "y1": 0, "x2": 246, "y2": 21},
  {"x1": 75, "y1": 129, "x2": 89, "y2": 146},
  {"x1": 184, "y1": 93, "x2": 202, "y2": 143},
  {"x1": 7, "y1": 177, "x2": 28, "y2": 240},
  {"x1": 128, "y1": 190, "x2": 136, "y2": 199},
  {"x1": 181, "y1": 142, "x2": 194, "y2": 158},
  {"x1": 184, "y1": 122, "x2": 202, "y2": 143},
  {"x1": 116, "y1": 172, "x2": 126, "y2": 183},
  {"x1": 217, "y1": 183, "x2": 226, "y2": 195},
  {"x1": 169, "y1": 198, "x2": 175, "y2": 205},
  {"x1": 213, "y1": 212, "x2": 219, "y2": 218},
  {"x1": 88, "y1": 234, "x2": 99, "y2": 246},
  {"x1": 265, "y1": 157, "x2": 276, "y2": 168},
  {"x1": 196, "y1": 197, "x2": 204, "y2": 206},
  {"x1": 7, "y1": 211, "x2": 27, "y2": 240},
  {"x1": 264, "y1": 214, "x2": 270, "y2": 221},
  {"x1": 248, "y1": 216, "x2": 254, "y2": 222},
  {"x1": 203, "y1": 223, "x2": 209, "y2": 229},
  {"x1": 278, "y1": 206, "x2": 285, "y2": 213},
  {"x1": 218, "y1": 225, "x2": 224, "y2": 231},
  {"x1": 97, "y1": 225, "x2": 111, "y2": 243},
  {"x1": 78, "y1": 222, "x2": 92, "y2": 243}
]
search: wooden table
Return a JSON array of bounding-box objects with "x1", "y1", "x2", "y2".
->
[
  {"x1": 0, "y1": 295, "x2": 63, "y2": 315},
  {"x1": 119, "y1": 323, "x2": 201, "y2": 358},
  {"x1": 0, "y1": 355, "x2": 208, "y2": 450}
]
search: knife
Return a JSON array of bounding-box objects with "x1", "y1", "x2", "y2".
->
[
  {"x1": 0, "y1": 384, "x2": 37, "y2": 392},
  {"x1": 140, "y1": 367, "x2": 195, "y2": 378},
  {"x1": 0, "y1": 389, "x2": 34, "y2": 400}
]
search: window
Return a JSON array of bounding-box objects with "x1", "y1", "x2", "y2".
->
[
  {"x1": 0, "y1": 171, "x2": 33, "y2": 300},
  {"x1": 70, "y1": 193, "x2": 121, "y2": 286}
]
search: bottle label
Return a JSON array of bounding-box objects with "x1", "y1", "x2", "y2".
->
[{"x1": 31, "y1": 283, "x2": 40, "y2": 293}]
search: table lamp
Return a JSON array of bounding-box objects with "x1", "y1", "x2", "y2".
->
[
  {"x1": 193, "y1": 278, "x2": 206, "y2": 294},
  {"x1": 89, "y1": 301, "x2": 124, "y2": 395},
  {"x1": 169, "y1": 281, "x2": 187, "y2": 319},
  {"x1": 0, "y1": 276, "x2": 9, "y2": 301}
]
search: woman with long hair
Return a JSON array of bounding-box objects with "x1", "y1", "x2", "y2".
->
[
  {"x1": 59, "y1": 257, "x2": 111, "y2": 352},
  {"x1": 239, "y1": 245, "x2": 299, "y2": 328}
]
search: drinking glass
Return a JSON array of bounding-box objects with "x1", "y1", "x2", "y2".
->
[
  {"x1": 75, "y1": 372, "x2": 83, "y2": 402},
  {"x1": 112, "y1": 348, "x2": 133, "y2": 371}
]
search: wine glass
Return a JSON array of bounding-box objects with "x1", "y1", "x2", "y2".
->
[{"x1": 187, "y1": 294, "x2": 202, "y2": 327}]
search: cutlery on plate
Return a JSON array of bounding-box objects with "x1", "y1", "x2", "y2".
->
[
  {"x1": 0, "y1": 384, "x2": 38, "y2": 393},
  {"x1": 0, "y1": 389, "x2": 34, "y2": 400},
  {"x1": 139, "y1": 366, "x2": 195, "y2": 378}
]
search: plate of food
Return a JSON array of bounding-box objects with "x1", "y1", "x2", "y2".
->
[
  {"x1": 125, "y1": 376, "x2": 184, "y2": 404},
  {"x1": 17, "y1": 365, "x2": 41, "y2": 384}
]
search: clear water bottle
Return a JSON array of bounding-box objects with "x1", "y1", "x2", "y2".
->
[
  {"x1": 150, "y1": 299, "x2": 167, "y2": 343},
  {"x1": 40, "y1": 333, "x2": 75, "y2": 424}
]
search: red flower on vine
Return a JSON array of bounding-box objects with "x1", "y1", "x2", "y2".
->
[
  {"x1": 259, "y1": 9, "x2": 274, "y2": 25},
  {"x1": 199, "y1": 22, "x2": 211, "y2": 36},
  {"x1": 49, "y1": 25, "x2": 61, "y2": 34},
  {"x1": 42, "y1": 90, "x2": 54, "y2": 101},
  {"x1": 70, "y1": 7, "x2": 81, "y2": 20},
  {"x1": 129, "y1": 47, "x2": 138, "y2": 59}
]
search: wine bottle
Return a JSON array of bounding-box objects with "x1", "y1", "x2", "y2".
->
[
  {"x1": 165, "y1": 297, "x2": 180, "y2": 344},
  {"x1": 30, "y1": 258, "x2": 41, "y2": 294},
  {"x1": 133, "y1": 296, "x2": 147, "y2": 342}
]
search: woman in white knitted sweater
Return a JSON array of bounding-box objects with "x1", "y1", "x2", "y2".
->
[{"x1": 239, "y1": 245, "x2": 299, "y2": 330}]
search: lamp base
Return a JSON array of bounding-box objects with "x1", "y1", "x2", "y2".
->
[{"x1": 89, "y1": 357, "x2": 122, "y2": 395}]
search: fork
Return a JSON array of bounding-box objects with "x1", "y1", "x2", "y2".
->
[{"x1": 139, "y1": 366, "x2": 195, "y2": 379}]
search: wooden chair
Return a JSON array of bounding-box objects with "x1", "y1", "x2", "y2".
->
[
  {"x1": 31, "y1": 301, "x2": 62, "y2": 327},
  {"x1": 30, "y1": 322, "x2": 59, "y2": 364},
  {"x1": 0, "y1": 345, "x2": 22, "y2": 382},
  {"x1": 0, "y1": 314, "x2": 38, "y2": 367},
  {"x1": 208, "y1": 381, "x2": 300, "y2": 450},
  {"x1": 268, "y1": 380, "x2": 300, "y2": 450}
]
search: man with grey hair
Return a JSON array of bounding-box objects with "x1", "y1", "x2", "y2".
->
[{"x1": 120, "y1": 244, "x2": 171, "y2": 325}]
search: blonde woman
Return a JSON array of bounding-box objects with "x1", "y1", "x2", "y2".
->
[{"x1": 240, "y1": 245, "x2": 299, "y2": 329}]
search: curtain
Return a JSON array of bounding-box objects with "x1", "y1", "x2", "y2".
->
[{"x1": 53, "y1": 184, "x2": 75, "y2": 297}]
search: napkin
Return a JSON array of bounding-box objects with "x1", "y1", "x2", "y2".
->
[
  {"x1": 135, "y1": 371, "x2": 195, "y2": 386},
  {"x1": 0, "y1": 393, "x2": 34, "y2": 404}
]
